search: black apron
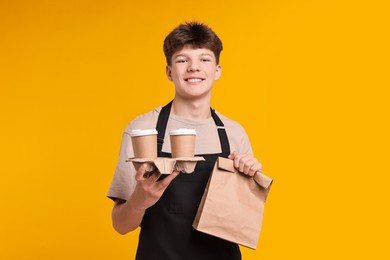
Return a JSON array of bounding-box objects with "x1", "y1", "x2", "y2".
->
[{"x1": 136, "y1": 101, "x2": 241, "y2": 260}]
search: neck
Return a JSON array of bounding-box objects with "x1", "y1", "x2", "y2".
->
[{"x1": 171, "y1": 97, "x2": 211, "y2": 120}]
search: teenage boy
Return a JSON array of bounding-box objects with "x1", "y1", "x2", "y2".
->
[{"x1": 107, "y1": 21, "x2": 263, "y2": 260}]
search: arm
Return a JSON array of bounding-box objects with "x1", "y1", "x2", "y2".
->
[
  {"x1": 112, "y1": 198, "x2": 145, "y2": 235},
  {"x1": 112, "y1": 163, "x2": 180, "y2": 234}
]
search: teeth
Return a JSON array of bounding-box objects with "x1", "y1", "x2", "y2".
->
[{"x1": 187, "y1": 78, "x2": 202, "y2": 82}]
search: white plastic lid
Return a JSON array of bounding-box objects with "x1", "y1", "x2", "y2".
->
[
  {"x1": 130, "y1": 129, "x2": 158, "y2": 137},
  {"x1": 169, "y1": 128, "x2": 197, "y2": 135}
]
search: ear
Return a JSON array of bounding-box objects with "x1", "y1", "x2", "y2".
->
[
  {"x1": 214, "y1": 65, "x2": 222, "y2": 80},
  {"x1": 166, "y1": 65, "x2": 173, "y2": 81}
]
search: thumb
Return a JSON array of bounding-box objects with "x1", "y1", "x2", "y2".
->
[
  {"x1": 228, "y1": 151, "x2": 237, "y2": 160},
  {"x1": 135, "y1": 163, "x2": 148, "y2": 181}
]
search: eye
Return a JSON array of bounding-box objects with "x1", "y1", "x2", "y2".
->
[
  {"x1": 201, "y1": 58, "x2": 211, "y2": 62},
  {"x1": 176, "y1": 59, "x2": 187, "y2": 63}
]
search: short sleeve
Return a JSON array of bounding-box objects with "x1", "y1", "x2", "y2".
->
[
  {"x1": 107, "y1": 132, "x2": 136, "y2": 202},
  {"x1": 239, "y1": 128, "x2": 253, "y2": 155},
  {"x1": 217, "y1": 110, "x2": 253, "y2": 156}
]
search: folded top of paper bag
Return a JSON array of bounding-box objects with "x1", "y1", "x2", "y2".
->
[{"x1": 217, "y1": 157, "x2": 273, "y2": 189}]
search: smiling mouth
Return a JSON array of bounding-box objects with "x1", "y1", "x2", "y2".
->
[{"x1": 185, "y1": 78, "x2": 204, "y2": 83}]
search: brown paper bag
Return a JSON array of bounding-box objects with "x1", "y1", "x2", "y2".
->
[{"x1": 193, "y1": 157, "x2": 273, "y2": 249}]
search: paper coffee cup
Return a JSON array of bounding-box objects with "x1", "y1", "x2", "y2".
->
[
  {"x1": 130, "y1": 129, "x2": 158, "y2": 158},
  {"x1": 169, "y1": 128, "x2": 196, "y2": 158}
]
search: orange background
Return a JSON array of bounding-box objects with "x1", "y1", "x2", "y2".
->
[{"x1": 1, "y1": 0, "x2": 389, "y2": 259}]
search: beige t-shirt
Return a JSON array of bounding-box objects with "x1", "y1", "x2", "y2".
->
[{"x1": 107, "y1": 106, "x2": 253, "y2": 201}]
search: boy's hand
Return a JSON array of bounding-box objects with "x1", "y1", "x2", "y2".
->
[
  {"x1": 130, "y1": 163, "x2": 180, "y2": 211},
  {"x1": 228, "y1": 151, "x2": 262, "y2": 177}
]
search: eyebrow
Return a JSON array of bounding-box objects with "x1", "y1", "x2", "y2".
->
[
  {"x1": 173, "y1": 54, "x2": 186, "y2": 59},
  {"x1": 173, "y1": 53, "x2": 214, "y2": 59}
]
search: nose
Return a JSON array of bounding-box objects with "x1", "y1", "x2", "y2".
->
[{"x1": 187, "y1": 61, "x2": 200, "y2": 72}]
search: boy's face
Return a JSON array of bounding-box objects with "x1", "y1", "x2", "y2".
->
[{"x1": 166, "y1": 46, "x2": 222, "y2": 101}]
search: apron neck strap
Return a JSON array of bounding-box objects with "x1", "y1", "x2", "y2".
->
[{"x1": 156, "y1": 100, "x2": 231, "y2": 157}]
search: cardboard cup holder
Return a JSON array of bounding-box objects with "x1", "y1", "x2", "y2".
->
[{"x1": 126, "y1": 157, "x2": 205, "y2": 174}]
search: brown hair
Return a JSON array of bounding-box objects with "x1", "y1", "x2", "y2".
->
[{"x1": 163, "y1": 21, "x2": 223, "y2": 65}]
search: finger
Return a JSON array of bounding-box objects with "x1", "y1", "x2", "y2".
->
[
  {"x1": 245, "y1": 157, "x2": 263, "y2": 176},
  {"x1": 158, "y1": 171, "x2": 180, "y2": 190},
  {"x1": 249, "y1": 161, "x2": 263, "y2": 176},
  {"x1": 135, "y1": 163, "x2": 148, "y2": 181},
  {"x1": 233, "y1": 153, "x2": 246, "y2": 168},
  {"x1": 248, "y1": 162, "x2": 261, "y2": 176},
  {"x1": 248, "y1": 165, "x2": 258, "y2": 176},
  {"x1": 243, "y1": 158, "x2": 257, "y2": 175},
  {"x1": 238, "y1": 154, "x2": 252, "y2": 172}
]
